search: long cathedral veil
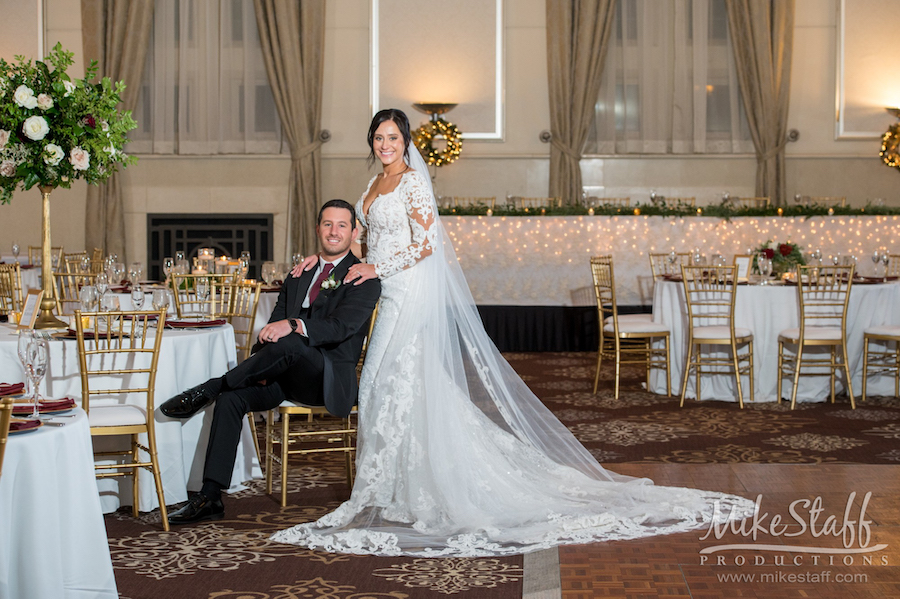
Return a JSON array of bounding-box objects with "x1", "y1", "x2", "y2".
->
[{"x1": 270, "y1": 130, "x2": 754, "y2": 557}]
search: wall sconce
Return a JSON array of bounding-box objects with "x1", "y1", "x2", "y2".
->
[
  {"x1": 412, "y1": 103, "x2": 462, "y2": 167},
  {"x1": 880, "y1": 107, "x2": 900, "y2": 171}
]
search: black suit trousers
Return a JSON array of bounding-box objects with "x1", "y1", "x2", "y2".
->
[{"x1": 203, "y1": 333, "x2": 325, "y2": 489}]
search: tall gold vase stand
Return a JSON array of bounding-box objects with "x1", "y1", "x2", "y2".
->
[{"x1": 34, "y1": 185, "x2": 67, "y2": 329}]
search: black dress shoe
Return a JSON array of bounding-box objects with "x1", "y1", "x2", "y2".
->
[
  {"x1": 160, "y1": 383, "x2": 217, "y2": 418},
  {"x1": 168, "y1": 493, "x2": 225, "y2": 525}
]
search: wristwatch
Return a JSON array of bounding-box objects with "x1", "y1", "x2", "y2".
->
[{"x1": 288, "y1": 318, "x2": 298, "y2": 332}]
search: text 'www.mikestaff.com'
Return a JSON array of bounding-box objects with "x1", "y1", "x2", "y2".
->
[{"x1": 716, "y1": 571, "x2": 868, "y2": 584}]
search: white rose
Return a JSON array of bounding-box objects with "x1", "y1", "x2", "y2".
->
[
  {"x1": 36, "y1": 93, "x2": 53, "y2": 110},
  {"x1": 23, "y1": 115, "x2": 49, "y2": 140},
  {"x1": 100, "y1": 120, "x2": 109, "y2": 132},
  {"x1": 0, "y1": 129, "x2": 8, "y2": 148},
  {"x1": 13, "y1": 84, "x2": 37, "y2": 109},
  {"x1": 62, "y1": 80, "x2": 76, "y2": 97},
  {"x1": 43, "y1": 143, "x2": 64, "y2": 166},
  {"x1": 0, "y1": 160, "x2": 16, "y2": 177},
  {"x1": 69, "y1": 146, "x2": 90, "y2": 171},
  {"x1": 103, "y1": 144, "x2": 118, "y2": 158}
]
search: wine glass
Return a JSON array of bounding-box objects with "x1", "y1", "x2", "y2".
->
[
  {"x1": 152, "y1": 289, "x2": 169, "y2": 314},
  {"x1": 79, "y1": 285, "x2": 100, "y2": 312},
  {"x1": 11, "y1": 241, "x2": 20, "y2": 263},
  {"x1": 810, "y1": 248, "x2": 822, "y2": 266},
  {"x1": 830, "y1": 254, "x2": 841, "y2": 266},
  {"x1": 111, "y1": 262, "x2": 126, "y2": 285},
  {"x1": 872, "y1": 249, "x2": 883, "y2": 278},
  {"x1": 261, "y1": 261, "x2": 276, "y2": 286},
  {"x1": 100, "y1": 294, "x2": 120, "y2": 312},
  {"x1": 80, "y1": 254, "x2": 91, "y2": 273},
  {"x1": 195, "y1": 277, "x2": 210, "y2": 302},
  {"x1": 756, "y1": 254, "x2": 772, "y2": 285},
  {"x1": 162, "y1": 257, "x2": 175, "y2": 280},
  {"x1": 28, "y1": 338, "x2": 49, "y2": 419},
  {"x1": 96, "y1": 272, "x2": 110, "y2": 307},
  {"x1": 131, "y1": 284, "x2": 145, "y2": 310},
  {"x1": 292, "y1": 252, "x2": 303, "y2": 267},
  {"x1": 17, "y1": 330, "x2": 33, "y2": 398},
  {"x1": 882, "y1": 253, "x2": 892, "y2": 282}
]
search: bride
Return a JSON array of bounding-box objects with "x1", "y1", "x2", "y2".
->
[{"x1": 270, "y1": 109, "x2": 754, "y2": 557}]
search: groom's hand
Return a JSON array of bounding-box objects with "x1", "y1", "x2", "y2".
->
[{"x1": 258, "y1": 320, "x2": 293, "y2": 344}]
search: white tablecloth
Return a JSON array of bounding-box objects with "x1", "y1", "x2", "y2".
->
[
  {"x1": 0, "y1": 322, "x2": 261, "y2": 513},
  {"x1": 253, "y1": 291, "x2": 278, "y2": 341},
  {"x1": 650, "y1": 280, "x2": 900, "y2": 402},
  {"x1": 0, "y1": 408, "x2": 118, "y2": 598}
]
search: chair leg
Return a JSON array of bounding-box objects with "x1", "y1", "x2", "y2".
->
[
  {"x1": 841, "y1": 340, "x2": 855, "y2": 409},
  {"x1": 663, "y1": 336, "x2": 672, "y2": 397},
  {"x1": 748, "y1": 340, "x2": 754, "y2": 404},
  {"x1": 131, "y1": 434, "x2": 140, "y2": 520},
  {"x1": 247, "y1": 413, "x2": 262, "y2": 469},
  {"x1": 614, "y1": 340, "x2": 622, "y2": 400},
  {"x1": 830, "y1": 346, "x2": 837, "y2": 404},
  {"x1": 790, "y1": 345, "x2": 803, "y2": 410},
  {"x1": 777, "y1": 341, "x2": 784, "y2": 404},
  {"x1": 862, "y1": 337, "x2": 869, "y2": 403},
  {"x1": 146, "y1": 429, "x2": 169, "y2": 532},
  {"x1": 680, "y1": 341, "x2": 694, "y2": 407},
  {"x1": 592, "y1": 344, "x2": 603, "y2": 395},
  {"x1": 265, "y1": 410, "x2": 274, "y2": 495},
  {"x1": 280, "y1": 412, "x2": 290, "y2": 507},
  {"x1": 730, "y1": 339, "x2": 744, "y2": 409},
  {"x1": 342, "y1": 417, "x2": 353, "y2": 487},
  {"x1": 895, "y1": 341, "x2": 900, "y2": 398}
]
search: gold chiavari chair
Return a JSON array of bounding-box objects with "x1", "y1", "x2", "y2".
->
[
  {"x1": 736, "y1": 197, "x2": 771, "y2": 209},
  {"x1": 74, "y1": 309, "x2": 169, "y2": 529},
  {"x1": 649, "y1": 252, "x2": 691, "y2": 280},
  {"x1": 0, "y1": 263, "x2": 25, "y2": 317},
  {"x1": 666, "y1": 197, "x2": 696, "y2": 207},
  {"x1": 509, "y1": 196, "x2": 562, "y2": 210},
  {"x1": 591, "y1": 257, "x2": 671, "y2": 399},
  {"x1": 265, "y1": 305, "x2": 378, "y2": 507},
  {"x1": 0, "y1": 397, "x2": 13, "y2": 479},
  {"x1": 777, "y1": 265, "x2": 855, "y2": 409},
  {"x1": 861, "y1": 326, "x2": 900, "y2": 402},
  {"x1": 28, "y1": 245, "x2": 63, "y2": 267},
  {"x1": 585, "y1": 196, "x2": 630, "y2": 208},
  {"x1": 680, "y1": 265, "x2": 754, "y2": 408},
  {"x1": 54, "y1": 271, "x2": 98, "y2": 316},
  {"x1": 63, "y1": 252, "x2": 90, "y2": 274},
  {"x1": 886, "y1": 255, "x2": 900, "y2": 278},
  {"x1": 445, "y1": 196, "x2": 496, "y2": 209},
  {"x1": 169, "y1": 273, "x2": 237, "y2": 318}
]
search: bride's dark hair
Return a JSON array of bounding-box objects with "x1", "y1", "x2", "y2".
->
[{"x1": 367, "y1": 108, "x2": 411, "y2": 166}]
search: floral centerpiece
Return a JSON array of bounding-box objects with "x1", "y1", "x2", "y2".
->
[
  {"x1": 754, "y1": 240, "x2": 805, "y2": 275},
  {"x1": 0, "y1": 43, "x2": 136, "y2": 203}
]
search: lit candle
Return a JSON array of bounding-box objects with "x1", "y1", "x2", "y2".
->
[
  {"x1": 541, "y1": 208, "x2": 546, "y2": 215},
  {"x1": 191, "y1": 268, "x2": 208, "y2": 275},
  {"x1": 777, "y1": 207, "x2": 783, "y2": 216},
  {"x1": 486, "y1": 208, "x2": 493, "y2": 217},
  {"x1": 697, "y1": 208, "x2": 702, "y2": 216},
  {"x1": 828, "y1": 207, "x2": 834, "y2": 216},
  {"x1": 588, "y1": 207, "x2": 594, "y2": 216},
  {"x1": 633, "y1": 208, "x2": 641, "y2": 216}
]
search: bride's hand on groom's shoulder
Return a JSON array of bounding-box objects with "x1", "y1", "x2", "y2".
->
[
  {"x1": 290, "y1": 255, "x2": 319, "y2": 278},
  {"x1": 345, "y1": 263, "x2": 377, "y2": 285}
]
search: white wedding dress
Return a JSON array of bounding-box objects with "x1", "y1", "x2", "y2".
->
[{"x1": 270, "y1": 155, "x2": 755, "y2": 557}]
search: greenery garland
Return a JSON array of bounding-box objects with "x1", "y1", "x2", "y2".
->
[
  {"x1": 881, "y1": 122, "x2": 900, "y2": 171},
  {"x1": 413, "y1": 118, "x2": 462, "y2": 167},
  {"x1": 438, "y1": 202, "x2": 900, "y2": 218}
]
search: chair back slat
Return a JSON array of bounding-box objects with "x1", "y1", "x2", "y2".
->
[
  {"x1": 0, "y1": 263, "x2": 24, "y2": 315},
  {"x1": 217, "y1": 281, "x2": 263, "y2": 362},
  {"x1": 649, "y1": 252, "x2": 690, "y2": 280},
  {"x1": 795, "y1": 265, "x2": 854, "y2": 332},
  {"x1": 169, "y1": 273, "x2": 238, "y2": 318},
  {"x1": 0, "y1": 397, "x2": 13, "y2": 479},
  {"x1": 681, "y1": 265, "x2": 738, "y2": 330}
]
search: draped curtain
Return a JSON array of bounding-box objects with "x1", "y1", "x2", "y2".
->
[
  {"x1": 546, "y1": 0, "x2": 616, "y2": 205},
  {"x1": 725, "y1": 0, "x2": 795, "y2": 205},
  {"x1": 253, "y1": 0, "x2": 325, "y2": 257},
  {"x1": 589, "y1": 0, "x2": 753, "y2": 155},
  {"x1": 81, "y1": 0, "x2": 154, "y2": 261}
]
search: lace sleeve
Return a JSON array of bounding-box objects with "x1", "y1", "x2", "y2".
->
[{"x1": 373, "y1": 171, "x2": 436, "y2": 278}]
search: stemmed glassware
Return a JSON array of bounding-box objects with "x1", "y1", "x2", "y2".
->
[
  {"x1": 28, "y1": 338, "x2": 49, "y2": 419},
  {"x1": 882, "y1": 252, "x2": 891, "y2": 282},
  {"x1": 96, "y1": 272, "x2": 110, "y2": 309},
  {"x1": 809, "y1": 248, "x2": 823, "y2": 266},
  {"x1": 79, "y1": 285, "x2": 100, "y2": 312},
  {"x1": 11, "y1": 242, "x2": 20, "y2": 263},
  {"x1": 151, "y1": 289, "x2": 169, "y2": 315},
  {"x1": 195, "y1": 277, "x2": 210, "y2": 303},
  {"x1": 162, "y1": 257, "x2": 175, "y2": 281},
  {"x1": 872, "y1": 249, "x2": 883, "y2": 278},
  {"x1": 17, "y1": 330, "x2": 33, "y2": 399},
  {"x1": 261, "y1": 261, "x2": 277, "y2": 286},
  {"x1": 80, "y1": 254, "x2": 91, "y2": 273},
  {"x1": 756, "y1": 254, "x2": 772, "y2": 285},
  {"x1": 131, "y1": 284, "x2": 145, "y2": 310},
  {"x1": 666, "y1": 250, "x2": 678, "y2": 276}
]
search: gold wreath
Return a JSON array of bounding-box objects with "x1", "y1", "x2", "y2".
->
[
  {"x1": 413, "y1": 118, "x2": 462, "y2": 167},
  {"x1": 881, "y1": 123, "x2": 900, "y2": 171}
]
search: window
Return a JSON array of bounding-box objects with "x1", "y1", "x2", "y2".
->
[
  {"x1": 129, "y1": 0, "x2": 285, "y2": 155},
  {"x1": 586, "y1": 0, "x2": 753, "y2": 154}
]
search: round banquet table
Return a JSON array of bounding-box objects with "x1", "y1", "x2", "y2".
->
[
  {"x1": 0, "y1": 322, "x2": 261, "y2": 514},
  {"x1": 650, "y1": 279, "x2": 900, "y2": 403},
  {"x1": 0, "y1": 408, "x2": 118, "y2": 598}
]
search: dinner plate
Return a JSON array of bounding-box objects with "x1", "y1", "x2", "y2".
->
[
  {"x1": 12, "y1": 398, "x2": 76, "y2": 415},
  {"x1": 8, "y1": 418, "x2": 42, "y2": 434}
]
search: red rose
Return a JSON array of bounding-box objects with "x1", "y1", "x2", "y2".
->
[
  {"x1": 763, "y1": 248, "x2": 775, "y2": 259},
  {"x1": 84, "y1": 115, "x2": 96, "y2": 129},
  {"x1": 778, "y1": 244, "x2": 793, "y2": 257}
]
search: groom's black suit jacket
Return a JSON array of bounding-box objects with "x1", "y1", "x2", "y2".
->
[{"x1": 264, "y1": 253, "x2": 380, "y2": 417}]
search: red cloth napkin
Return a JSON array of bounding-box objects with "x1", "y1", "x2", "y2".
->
[
  {"x1": 19, "y1": 264, "x2": 35, "y2": 269},
  {"x1": 9, "y1": 419, "x2": 41, "y2": 432},
  {"x1": 12, "y1": 397, "x2": 76, "y2": 414},
  {"x1": 166, "y1": 318, "x2": 227, "y2": 328},
  {"x1": 0, "y1": 382, "x2": 25, "y2": 396}
]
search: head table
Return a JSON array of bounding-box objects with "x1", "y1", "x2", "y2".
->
[
  {"x1": 650, "y1": 279, "x2": 900, "y2": 403},
  {"x1": 0, "y1": 322, "x2": 261, "y2": 514},
  {"x1": 0, "y1": 408, "x2": 118, "y2": 598}
]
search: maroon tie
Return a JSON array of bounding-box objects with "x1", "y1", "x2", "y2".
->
[{"x1": 307, "y1": 263, "x2": 334, "y2": 305}]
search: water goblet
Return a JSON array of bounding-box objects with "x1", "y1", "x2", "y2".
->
[
  {"x1": 80, "y1": 254, "x2": 91, "y2": 273},
  {"x1": 17, "y1": 330, "x2": 33, "y2": 398},
  {"x1": 151, "y1": 289, "x2": 169, "y2": 313},
  {"x1": 131, "y1": 284, "x2": 145, "y2": 310},
  {"x1": 292, "y1": 252, "x2": 303, "y2": 267},
  {"x1": 882, "y1": 253, "x2": 891, "y2": 282},
  {"x1": 163, "y1": 257, "x2": 175, "y2": 280},
  {"x1": 261, "y1": 261, "x2": 276, "y2": 286},
  {"x1": 100, "y1": 294, "x2": 120, "y2": 312},
  {"x1": 28, "y1": 338, "x2": 49, "y2": 419},
  {"x1": 756, "y1": 254, "x2": 771, "y2": 285},
  {"x1": 79, "y1": 285, "x2": 100, "y2": 312},
  {"x1": 11, "y1": 242, "x2": 20, "y2": 263},
  {"x1": 196, "y1": 277, "x2": 210, "y2": 302},
  {"x1": 238, "y1": 257, "x2": 250, "y2": 281},
  {"x1": 830, "y1": 254, "x2": 841, "y2": 266},
  {"x1": 111, "y1": 262, "x2": 126, "y2": 285},
  {"x1": 96, "y1": 272, "x2": 110, "y2": 306},
  {"x1": 810, "y1": 248, "x2": 823, "y2": 266}
]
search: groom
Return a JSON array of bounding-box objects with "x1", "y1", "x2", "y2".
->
[{"x1": 161, "y1": 199, "x2": 381, "y2": 525}]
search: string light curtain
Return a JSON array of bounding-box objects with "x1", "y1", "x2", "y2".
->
[
  {"x1": 81, "y1": 0, "x2": 155, "y2": 261},
  {"x1": 587, "y1": 0, "x2": 753, "y2": 155},
  {"x1": 725, "y1": 0, "x2": 795, "y2": 206},
  {"x1": 546, "y1": 0, "x2": 617, "y2": 206},
  {"x1": 128, "y1": 0, "x2": 284, "y2": 154}
]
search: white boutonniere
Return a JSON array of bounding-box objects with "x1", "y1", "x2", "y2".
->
[{"x1": 320, "y1": 274, "x2": 340, "y2": 291}]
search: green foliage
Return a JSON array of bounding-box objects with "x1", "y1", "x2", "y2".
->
[{"x1": 0, "y1": 43, "x2": 138, "y2": 203}]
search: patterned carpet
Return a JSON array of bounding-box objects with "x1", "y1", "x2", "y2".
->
[{"x1": 105, "y1": 352, "x2": 900, "y2": 598}]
